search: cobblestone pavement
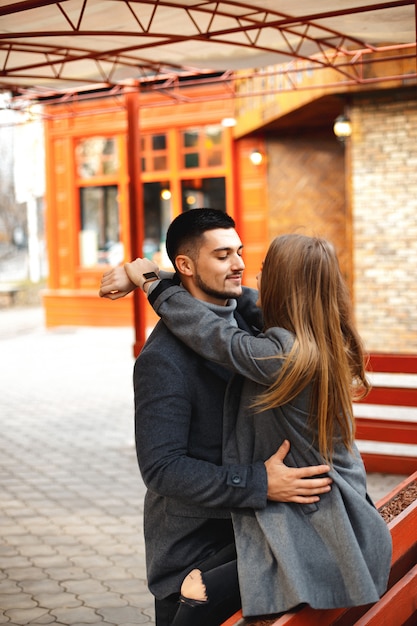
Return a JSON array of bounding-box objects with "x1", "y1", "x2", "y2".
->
[
  {"x1": 0, "y1": 305, "x2": 407, "y2": 626},
  {"x1": 1, "y1": 306, "x2": 153, "y2": 625}
]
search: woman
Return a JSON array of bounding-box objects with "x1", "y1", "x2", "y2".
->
[{"x1": 130, "y1": 234, "x2": 392, "y2": 620}]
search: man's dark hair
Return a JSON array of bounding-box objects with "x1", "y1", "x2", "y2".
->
[{"x1": 165, "y1": 208, "x2": 235, "y2": 268}]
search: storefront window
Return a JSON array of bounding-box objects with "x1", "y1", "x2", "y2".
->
[
  {"x1": 140, "y1": 126, "x2": 229, "y2": 268},
  {"x1": 76, "y1": 137, "x2": 118, "y2": 178},
  {"x1": 79, "y1": 185, "x2": 123, "y2": 266}
]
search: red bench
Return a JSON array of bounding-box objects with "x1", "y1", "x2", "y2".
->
[{"x1": 354, "y1": 353, "x2": 417, "y2": 474}]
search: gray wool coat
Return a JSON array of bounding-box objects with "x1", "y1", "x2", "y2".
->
[{"x1": 149, "y1": 282, "x2": 392, "y2": 616}]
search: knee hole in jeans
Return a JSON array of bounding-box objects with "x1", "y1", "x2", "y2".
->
[{"x1": 180, "y1": 568, "x2": 207, "y2": 603}]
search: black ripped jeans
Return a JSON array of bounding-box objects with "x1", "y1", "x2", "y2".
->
[{"x1": 155, "y1": 543, "x2": 241, "y2": 626}]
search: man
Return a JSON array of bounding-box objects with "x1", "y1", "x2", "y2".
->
[{"x1": 100, "y1": 209, "x2": 331, "y2": 626}]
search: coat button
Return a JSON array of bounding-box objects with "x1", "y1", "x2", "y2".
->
[{"x1": 232, "y1": 474, "x2": 241, "y2": 485}]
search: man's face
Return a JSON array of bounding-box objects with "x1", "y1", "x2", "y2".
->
[{"x1": 186, "y1": 228, "x2": 245, "y2": 305}]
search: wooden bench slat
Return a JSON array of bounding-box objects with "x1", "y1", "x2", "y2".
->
[
  {"x1": 357, "y1": 387, "x2": 417, "y2": 407},
  {"x1": 353, "y1": 564, "x2": 417, "y2": 625},
  {"x1": 367, "y1": 372, "x2": 417, "y2": 389},
  {"x1": 353, "y1": 404, "x2": 417, "y2": 422},
  {"x1": 355, "y1": 418, "x2": 417, "y2": 444},
  {"x1": 368, "y1": 354, "x2": 417, "y2": 374},
  {"x1": 360, "y1": 453, "x2": 417, "y2": 474}
]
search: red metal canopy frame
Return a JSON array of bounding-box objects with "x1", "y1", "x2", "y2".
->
[{"x1": 0, "y1": 0, "x2": 415, "y2": 107}]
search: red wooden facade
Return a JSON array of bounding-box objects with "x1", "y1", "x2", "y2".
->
[
  {"x1": 42, "y1": 86, "x2": 268, "y2": 353},
  {"x1": 43, "y1": 90, "x2": 348, "y2": 354}
]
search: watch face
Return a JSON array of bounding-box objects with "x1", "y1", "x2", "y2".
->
[{"x1": 143, "y1": 272, "x2": 158, "y2": 279}]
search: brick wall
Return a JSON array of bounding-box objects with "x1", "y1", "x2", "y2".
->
[{"x1": 351, "y1": 92, "x2": 417, "y2": 353}]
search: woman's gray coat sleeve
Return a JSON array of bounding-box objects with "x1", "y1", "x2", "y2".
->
[{"x1": 149, "y1": 282, "x2": 293, "y2": 385}]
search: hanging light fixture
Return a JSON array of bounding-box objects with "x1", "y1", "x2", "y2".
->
[{"x1": 333, "y1": 114, "x2": 352, "y2": 143}]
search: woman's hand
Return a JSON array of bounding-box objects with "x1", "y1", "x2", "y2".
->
[
  {"x1": 99, "y1": 258, "x2": 160, "y2": 299},
  {"x1": 99, "y1": 265, "x2": 136, "y2": 299}
]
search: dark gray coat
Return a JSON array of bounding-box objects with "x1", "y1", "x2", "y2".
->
[
  {"x1": 150, "y1": 283, "x2": 392, "y2": 616},
  {"x1": 134, "y1": 286, "x2": 267, "y2": 599}
]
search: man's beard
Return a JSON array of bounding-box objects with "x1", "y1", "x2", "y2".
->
[{"x1": 195, "y1": 273, "x2": 241, "y2": 301}]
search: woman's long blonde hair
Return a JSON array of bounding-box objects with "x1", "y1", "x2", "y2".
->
[{"x1": 255, "y1": 234, "x2": 370, "y2": 464}]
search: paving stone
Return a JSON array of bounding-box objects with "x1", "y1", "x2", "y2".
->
[
  {"x1": 54, "y1": 545, "x2": 96, "y2": 557},
  {"x1": 77, "y1": 592, "x2": 127, "y2": 608},
  {"x1": 6, "y1": 567, "x2": 46, "y2": 581},
  {"x1": 44, "y1": 567, "x2": 90, "y2": 582},
  {"x1": 85, "y1": 566, "x2": 136, "y2": 581},
  {"x1": 69, "y1": 555, "x2": 113, "y2": 568},
  {"x1": 4, "y1": 607, "x2": 51, "y2": 624},
  {"x1": 99, "y1": 543, "x2": 133, "y2": 556},
  {"x1": 98, "y1": 606, "x2": 150, "y2": 624},
  {"x1": 18, "y1": 579, "x2": 63, "y2": 594},
  {"x1": 19, "y1": 545, "x2": 58, "y2": 557},
  {"x1": 110, "y1": 554, "x2": 142, "y2": 568},
  {"x1": 30, "y1": 555, "x2": 73, "y2": 568},
  {"x1": 0, "y1": 555, "x2": 32, "y2": 569},
  {"x1": 0, "y1": 545, "x2": 19, "y2": 557},
  {"x1": 0, "y1": 593, "x2": 37, "y2": 609},
  {"x1": 50, "y1": 606, "x2": 102, "y2": 624},
  {"x1": 29, "y1": 615, "x2": 58, "y2": 624},
  {"x1": 60, "y1": 579, "x2": 108, "y2": 595},
  {"x1": 34, "y1": 592, "x2": 80, "y2": 609},
  {"x1": 0, "y1": 525, "x2": 27, "y2": 536},
  {"x1": 106, "y1": 579, "x2": 146, "y2": 594},
  {"x1": 61, "y1": 525, "x2": 100, "y2": 535},
  {"x1": 41, "y1": 536, "x2": 79, "y2": 546},
  {"x1": 0, "y1": 579, "x2": 21, "y2": 594}
]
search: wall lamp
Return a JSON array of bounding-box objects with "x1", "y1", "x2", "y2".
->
[
  {"x1": 333, "y1": 114, "x2": 352, "y2": 143},
  {"x1": 250, "y1": 149, "x2": 264, "y2": 165}
]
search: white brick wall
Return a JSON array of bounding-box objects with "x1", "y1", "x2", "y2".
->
[{"x1": 351, "y1": 95, "x2": 417, "y2": 353}]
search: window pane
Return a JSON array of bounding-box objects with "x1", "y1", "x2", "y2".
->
[
  {"x1": 143, "y1": 182, "x2": 173, "y2": 267},
  {"x1": 181, "y1": 178, "x2": 226, "y2": 212},
  {"x1": 205, "y1": 126, "x2": 222, "y2": 145},
  {"x1": 102, "y1": 159, "x2": 117, "y2": 175},
  {"x1": 207, "y1": 151, "x2": 222, "y2": 166},
  {"x1": 185, "y1": 153, "x2": 199, "y2": 168},
  {"x1": 79, "y1": 185, "x2": 123, "y2": 266},
  {"x1": 153, "y1": 155, "x2": 168, "y2": 170},
  {"x1": 152, "y1": 134, "x2": 166, "y2": 150},
  {"x1": 141, "y1": 133, "x2": 168, "y2": 173},
  {"x1": 205, "y1": 126, "x2": 223, "y2": 166},
  {"x1": 76, "y1": 137, "x2": 118, "y2": 178},
  {"x1": 102, "y1": 139, "x2": 115, "y2": 154},
  {"x1": 183, "y1": 131, "x2": 199, "y2": 147}
]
